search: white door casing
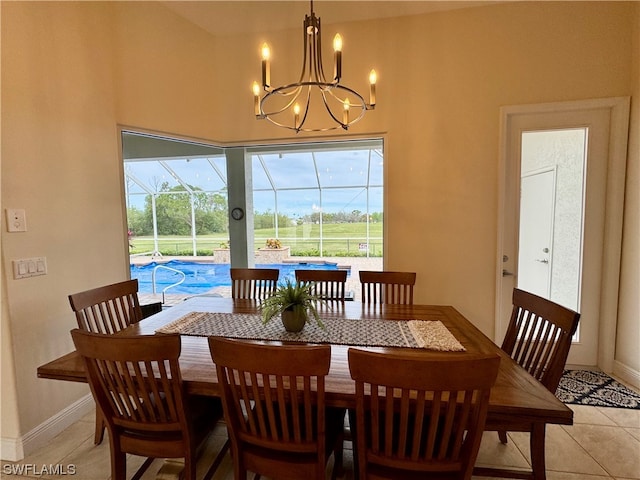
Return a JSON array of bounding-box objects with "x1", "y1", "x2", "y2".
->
[{"x1": 496, "y1": 97, "x2": 630, "y2": 370}]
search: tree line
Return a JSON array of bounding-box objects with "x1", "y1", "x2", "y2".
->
[{"x1": 127, "y1": 184, "x2": 382, "y2": 236}]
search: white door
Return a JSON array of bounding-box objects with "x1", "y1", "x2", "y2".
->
[
  {"x1": 518, "y1": 168, "x2": 556, "y2": 299},
  {"x1": 496, "y1": 98, "x2": 629, "y2": 368}
]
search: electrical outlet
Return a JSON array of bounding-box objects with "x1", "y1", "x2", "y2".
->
[{"x1": 6, "y1": 209, "x2": 27, "y2": 232}]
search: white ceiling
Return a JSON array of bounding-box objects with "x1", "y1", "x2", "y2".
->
[{"x1": 161, "y1": 1, "x2": 496, "y2": 36}]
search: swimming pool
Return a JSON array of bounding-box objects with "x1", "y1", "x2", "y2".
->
[{"x1": 131, "y1": 260, "x2": 347, "y2": 295}]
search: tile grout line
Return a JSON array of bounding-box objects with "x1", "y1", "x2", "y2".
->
[{"x1": 560, "y1": 422, "x2": 633, "y2": 479}]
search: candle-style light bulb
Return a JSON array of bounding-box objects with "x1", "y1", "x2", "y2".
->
[
  {"x1": 261, "y1": 43, "x2": 271, "y2": 88},
  {"x1": 252, "y1": 81, "x2": 261, "y2": 116},
  {"x1": 333, "y1": 34, "x2": 343, "y2": 52},
  {"x1": 293, "y1": 103, "x2": 301, "y2": 129},
  {"x1": 343, "y1": 98, "x2": 350, "y2": 125},
  {"x1": 368, "y1": 69, "x2": 377, "y2": 107},
  {"x1": 333, "y1": 34, "x2": 342, "y2": 82}
]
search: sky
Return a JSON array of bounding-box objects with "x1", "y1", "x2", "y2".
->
[{"x1": 124, "y1": 147, "x2": 384, "y2": 216}]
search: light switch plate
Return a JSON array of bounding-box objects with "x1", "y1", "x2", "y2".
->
[{"x1": 12, "y1": 257, "x2": 47, "y2": 279}]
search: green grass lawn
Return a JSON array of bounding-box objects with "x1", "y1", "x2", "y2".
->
[{"x1": 130, "y1": 223, "x2": 383, "y2": 257}]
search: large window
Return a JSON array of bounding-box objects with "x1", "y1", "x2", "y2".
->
[
  {"x1": 123, "y1": 132, "x2": 383, "y2": 260},
  {"x1": 123, "y1": 132, "x2": 227, "y2": 256},
  {"x1": 250, "y1": 140, "x2": 383, "y2": 257}
]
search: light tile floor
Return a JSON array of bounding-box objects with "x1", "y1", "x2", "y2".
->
[{"x1": 2, "y1": 404, "x2": 638, "y2": 479}]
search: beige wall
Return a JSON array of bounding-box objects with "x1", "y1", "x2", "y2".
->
[
  {"x1": 113, "y1": 2, "x2": 220, "y2": 137},
  {"x1": 616, "y1": 3, "x2": 640, "y2": 375},
  {"x1": 1, "y1": 1, "x2": 122, "y2": 445},
  {"x1": 1, "y1": 0, "x2": 638, "y2": 454}
]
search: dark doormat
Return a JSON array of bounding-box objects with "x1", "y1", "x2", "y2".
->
[{"x1": 557, "y1": 370, "x2": 640, "y2": 409}]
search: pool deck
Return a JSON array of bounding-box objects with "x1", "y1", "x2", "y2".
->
[{"x1": 136, "y1": 255, "x2": 383, "y2": 307}]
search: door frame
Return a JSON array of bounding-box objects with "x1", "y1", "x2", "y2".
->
[{"x1": 495, "y1": 97, "x2": 630, "y2": 371}]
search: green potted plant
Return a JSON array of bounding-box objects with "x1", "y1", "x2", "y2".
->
[{"x1": 260, "y1": 279, "x2": 325, "y2": 332}]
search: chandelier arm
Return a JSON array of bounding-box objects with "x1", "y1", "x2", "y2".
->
[
  {"x1": 347, "y1": 107, "x2": 367, "y2": 125},
  {"x1": 314, "y1": 16, "x2": 334, "y2": 86},
  {"x1": 263, "y1": 114, "x2": 366, "y2": 132},
  {"x1": 271, "y1": 85, "x2": 304, "y2": 98},
  {"x1": 298, "y1": 15, "x2": 310, "y2": 83},
  {"x1": 260, "y1": 82, "x2": 367, "y2": 128},
  {"x1": 307, "y1": 15, "x2": 318, "y2": 83},
  {"x1": 297, "y1": 84, "x2": 313, "y2": 131},
  {"x1": 324, "y1": 86, "x2": 367, "y2": 108},
  {"x1": 260, "y1": 90, "x2": 303, "y2": 117},
  {"x1": 320, "y1": 89, "x2": 347, "y2": 129},
  {"x1": 262, "y1": 99, "x2": 366, "y2": 132},
  {"x1": 266, "y1": 81, "x2": 334, "y2": 92},
  {"x1": 313, "y1": 16, "x2": 327, "y2": 84},
  {"x1": 322, "y1": 87, "x2": 367, "y2": 126}
]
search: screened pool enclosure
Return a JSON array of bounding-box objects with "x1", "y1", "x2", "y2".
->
[{"x1": 123, "y1": 132, "x2": 384, "y2": 260}]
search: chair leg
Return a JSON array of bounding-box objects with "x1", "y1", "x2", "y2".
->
[
  {"x1": 232, "y1": 450, "x2": 246, "y2": 480},
  {"x1": 109, "y1": 441, "x2": 127, "y2": 480},
  {"x1": 94, "y1": 409, "x2": 106, "y2": 445},
  {"x1": 347, "y1": 409, "x2": 359, "y2": 480},
  {"x1": 498, "y1": 430, "x2": 508, "y2": 444},
  {"x1": 184, "y1": 454, "x2": 196, "y2": 480},
  {"x1": 332, "y1": 430, "x2": 345, "y2": 479},
  {"x1": 530, "y1": 424, "x2": 547, "y2": 480}
]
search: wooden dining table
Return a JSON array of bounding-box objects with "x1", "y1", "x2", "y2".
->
[{"x1": 37, "y1": 296, "x2": 572, "y2": 480}]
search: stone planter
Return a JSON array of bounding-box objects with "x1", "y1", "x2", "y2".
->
[
  {"x1": 256, "y1": 246, "x2": 290, "y2": 264},
  {"x1": 212, "y1": 248, "x2": 230, "y2": 264},
  {"x1": 213, "y1": 246, "x2": 290, "y2": 264}
]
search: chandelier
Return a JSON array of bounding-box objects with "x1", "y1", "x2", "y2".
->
[{"x1": 252, "y1": 0, "x2": 377, "y2": 133}]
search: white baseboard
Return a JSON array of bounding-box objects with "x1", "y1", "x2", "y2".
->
[
  {"x1": 0, "y1": 394, "x2": 94, "y2": 462},
  {"x1": 0, "y1": 437, "x2": 24, "y2": 463},
  {"x1": 613, "y1": 360, "x2": 640, "y2": 390}
]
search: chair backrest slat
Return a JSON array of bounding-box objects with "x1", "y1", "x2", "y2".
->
[
  {"x1": 209, "y1": 338, "x2": 329, "y2": 458},
  {"x1": 69, "y1": 280, "x2": 143, "y2": 334},
  {"x1": 349, "y1": 349, "x2": 499, "y2": 480},
  {"x1": 295, "y1": 269, "x2": 348, "y2": 301},
  {"x1": 72, "y1": 329, "x2": 227, "y2": 480},
  {"x1": 71, "y1": 330, "x2": 186, "y2": 434},
  {"x1": 230, "y1": 268, "x2": 279, "y2": 300},
  {"x1": 501, "y1": 288, "x2": 580, "y2": 393},
  {"x1": 359, "y1": 271, "x2": 416, "y2": 305}
]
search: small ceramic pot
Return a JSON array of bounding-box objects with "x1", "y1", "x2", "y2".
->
[{"x1": 281, "y1": 305, "x2": 307, "y2": 332}]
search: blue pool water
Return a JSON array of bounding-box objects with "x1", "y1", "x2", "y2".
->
[{"x1": 131, "y1": 260, "x2": 345, "y2": 295}]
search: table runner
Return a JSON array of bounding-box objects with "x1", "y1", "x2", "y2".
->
[{"x1": 156, "y1": 312, "x2": 465, "y2": 351}]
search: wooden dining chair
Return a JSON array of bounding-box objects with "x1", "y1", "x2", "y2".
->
[
  {"x1": 348, "y1": 349, "x2": 500, "y2": 480},
  {"x1": 209, "y1": 337, "x2": 344, "y2": 480},
  {"x1": 71, "y1": 329, "x2": 228, "y2": 480},
  {"x1": 68, "y1": 279, "x2": 162, "y2": 444},
  {"x1": 230, "y1": 268, "x2": 279, "y2": 300},
  {"x1": 68, "y1": 279, "x2": 160, "y2": 334},
  {"x1": 295, "y1": 269, "x2": 348, "y2": 301},
  {"x1": 495, "y1": 288, "x2": 580, "y2": 444},
  {"x1": 359, "y1": 270, "x2": 416, "y2": 305}
]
